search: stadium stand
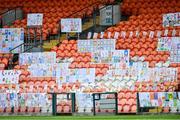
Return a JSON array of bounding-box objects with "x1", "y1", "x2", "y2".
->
[
  {"x1": 0, "y1": 0, "x2": 179, "y2": 116},
  {"x1": 0, "y1": 0, "x2": 115, "y2": 40},
  {"x1": 0, "y1": 53, "x2": 13, "y2": 70}
]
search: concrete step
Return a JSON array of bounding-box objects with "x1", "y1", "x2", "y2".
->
[{"x1": 43, "y1": 39, "x2": 60, "y2": 51}]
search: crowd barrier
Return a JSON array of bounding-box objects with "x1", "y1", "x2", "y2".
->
[{"x1": 0, "y1": 92, "x2": 179, "y2": 115}]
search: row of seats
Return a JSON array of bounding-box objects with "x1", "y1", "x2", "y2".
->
[
  {"x1": 23, "y1": 0, "x2": 180, "y2": 114},
  {"x1": 0, "y1": 0, "x2": 179, "y2": 115},
  {"x1": 113, "y1": 0, "x2": 180, "y2": 89},
  {"x1": 118, "y1": 104, "x2": 136, "y2": 113},
  {"x1": 0, "y1": 53, "x2": 13, "y2": 69},
  {"x1": 57, "y1": 105, "x2": 71, "y2": 113},
  {"x1": 121, "y1": 0, "x2": 179, "y2": 15},
  {"x1": 104, "y1": 29, "x2": 180, "y2": 37},
  {"x1": 1, "y1": 106, "x2": 179, "y2": 114},
  {"x1": 56, "y1": 98, "x2": 72, "y2": 113},
  {"x1": 0, "y1": 80, "x2": 177, "y2": 93},
  {"x1": 19, "y1": 77, "x2": 56, "y2": 82},
  {"x1": 51, "y1": 40, "x2": 109, "y2": 76},
  {"x1": 118, "y1": 92, "x2": 137, "y2": 99},
  {"x1": 117, "y1": 91, "x2": 136, "y2": 113},
  {"x1": 1, "y1": 0, "x2": 114, "y2": 40},
  {"x1": 0, "y1": 107, "x2": 52, "y2": 113}
]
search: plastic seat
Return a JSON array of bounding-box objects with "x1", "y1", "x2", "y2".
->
[
  {"x1": 64, "y1": 105, "x2": 70, "y2": 113},
  {"x1": 118, "y1": 93, "x2": 124, "y2": 99},
  {"x1": 20, "y1": 107, "x2": 27, "y2": 113},
  {"x1": 14, "y1": 107, "x2": 19, "y2": 113},
  {"x1": 123, "y1": 105, "x2": 130, "y2": 113},
  {"x1": 163, "y1": 107, "x2": 170, "y2": 113},
  {"x1": 119, "y1": 98, "x2": 127, "y2": 105},
  {"x1": 6, "y1": 107, "x2": 12, "y2": 113},
  {"x1": 34, "y1": 107, "x2": 41, "y2": 113},
  {"x1": 127, "y1": 98, "x2": 136, "y2": 106},
  {"x1": 0, "y1": 107, "x2": 4, "y2": 113},
  {"x1": 57, "y1": 105, "x2": 63, "y2": 113},
  {"x1": 27, "y1": 107, "x2": 34, "y2": 113},
  {"x1": 131, "y1": 105, "x2": 137, "y2": 113}
]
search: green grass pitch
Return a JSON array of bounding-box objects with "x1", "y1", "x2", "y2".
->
[{"x1": 0, "y1": 115, "x2": 180, "y2": 120}]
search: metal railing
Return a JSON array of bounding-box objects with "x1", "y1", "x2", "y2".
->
[
  {"x1": 8, "y1": 27, "x2": 43, "y2": 69},
  {"x1": 56, "y1": 0, "x2": 116, "y2": 41},
  {"x1": 7, "y1": 0, "x2": 116, "y2": 68}
]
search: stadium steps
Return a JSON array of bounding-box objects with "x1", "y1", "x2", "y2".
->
[
  {"x1": 43, "y1": 16, "x2": 100, "y2": 51},
  {"x1": 43, "y1": 40, "x2": 61, "y2": 51}
]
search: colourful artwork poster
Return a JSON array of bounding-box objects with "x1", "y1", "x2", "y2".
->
[
  {"x1": 137, "y1": 62, "x2": 149, "y2": 82},
  {"x1": 158, "y1": 92, "x2": 165, "y2": 107},
  {"x1": 19, "y1": 52, "x2": 56, "y2": 65},
  {"x1": 56, "y1": 63, "x2": 70, "y2": 85},
  {"x1": 91, "y1": 50, "x2": 129, "y2": 64},
  {"x1": 0, "y1": 70, "x2": 21, "y2": 84},
  {"x1": 94, "y1": 61, "x2": 149, "y2": 92},
  {"x1": 177, "y1": 92, "x2": 180, "y2": 109},
  {"x1": 29, "y1": 63, "x2": 72, "y2": 78},
  {"x1": 69, "y1": 68, "x2": 95, "y2": 84},
  {"x1": 19, "y1": 93, "x2": 50, "y2": 107},
  {"x1": 18, "y1": 94, "x2": 26, "y2": 107},
  {"x1": 105, "y1": 6, "x2": 113, "y2": 24},
  {"x1": 78, "y1": 39, "x2": 116, "y2": 53},
  {"x1": 28, "y1": 63, "x2": 58, "y2": 77},
  {"x1": 100, "y1": 5, "x2": 113, "y2": 26},
  {"x1": 76, "y1": 93, "x2": 93, "y2": 113},
  {"x1": 163, "y1": 12, "x2": 180, "y2": 27},
  {"x1": 0, "y1": 28, "x2": 24, "y2": 53},
  {"x1": 150, "y1": 92, "x2": 159, "y2": 107},
  {"x1": 61, "y1": 18, "x2": 82, "y2": 33},
  {"x1": 0, "y1": 93, "x2": 18, "y2": 108},
  {"x1": 139, "y1": 92, "x2": 151, "y2": 107},
  {"x1": 106, "y1": 62, "x2": 149, "y2": 81},
  {"x1": 157, "y1": 37, "x2": 172, "y2": 51},
  {"x1": 170, "y1": 37, "x2": 180, "y2": 63},
  {"x1": 56, "y1": 68, "x2": 95, "y2": 87},
  {"x1": 139, "y1": 92, "x2": 179, "y2": 108},
  {"x1": 149, "y1": 68, "x2": 177, "y2": 82},
  {"x1": 27, "y1": 13, "x2": 43, "y2": 27}
]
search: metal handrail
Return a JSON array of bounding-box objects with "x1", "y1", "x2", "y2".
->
[
  {"x1": 8, "y1": 0, "x2": 113, "y2": 52},
  {"x1": 56, "y1": 1, "x2": 117, "y2": 38},
  {"x1": 9, "y1": 43, "x2": 24, "y2": 53},
  {"x1": 10, "y1": 40, "x2": 43, "y2": 53},
  {"x1": 55, "y1": 0, "x2": 113, "y2": 40},
  {"x1": 8, "y1": 41, "x2": 43, "y2": 69},
  {"x1": 46, "y1": 2, "x2": 100, "y2": 41},
  {"x1": 58, "y1": 0, "x2": 112, "y2": 25}
]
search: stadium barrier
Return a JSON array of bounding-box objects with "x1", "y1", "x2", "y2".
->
[
  {"x1": 50, "y1": 93, "x2": 75, "y2": 115},
  {"x1": 93, "y1": 92, "x2": 118, "y2": 115},
  {"x1": 0, "y1": 92, "x2": 180, "y2": 115}
]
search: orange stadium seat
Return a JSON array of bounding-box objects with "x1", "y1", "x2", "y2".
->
[{"x1": 0, "y1": 0, "x2": 179, "y2": 115}]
